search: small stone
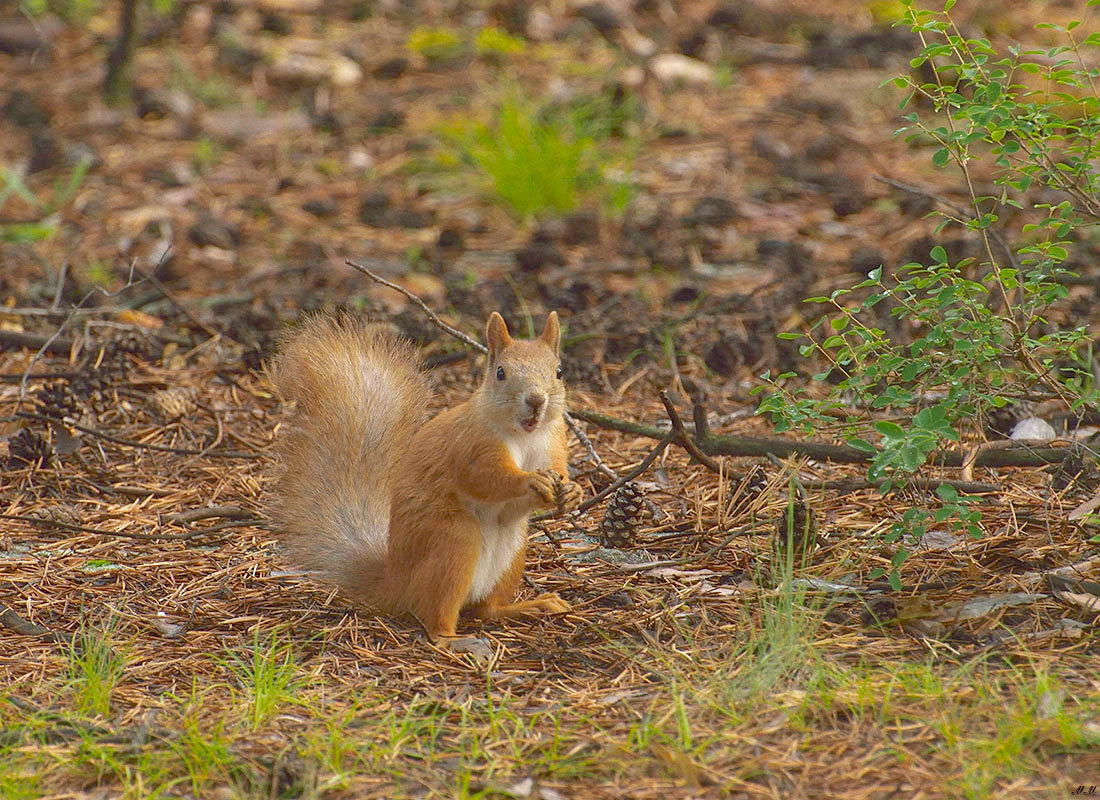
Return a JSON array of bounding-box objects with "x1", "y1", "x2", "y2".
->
[
  {"x1": 751, "y1": 133, "x2": 792, "y2": 161},
  {"x1": 514, "y1": 240, "x2": 564, "y2": 272},
  {"x1": 667, "y1": 284, "x2": 701, "y2": 303},
  {"x1": 200, "y1": 108, "x2": 310, "y2": 143},
  {"x1": 373, "y1": 57, "x2": 409, "y2": 80},
  {"x1": 3, "y1": 90, "x2": 50, "y2": 128},
  {"x1": 27, "y1": 130, "x2": 63, "y2": 173},
  {"x1": 302, "y1": 198, "x2": 337, "y2": 217},
  {"x1": 188, "y1": 214, "x2": 238, "y2": 250},
  {"x1": 526, "y1": 8, "x2": 556, "y2": 41},
  {"x1": 576, "y1": 1, "x2": 623, "y2": 35},
  {"x1": 268, "y1": 51, "x2": 362, "y2": 87},
  {"x1": 649, "y1": 53, "x2": 714, "y2": 86},
  {"x1": 1010, "y1": 417, "x2": 1056, "y2": 442},
  {"x1": 259, "y1": 11, "x2": 291, "y2": 35},
  {"x1": 368, "y1": 109, "x2": 405, "y2": 130},
  {"x1": 436, "y1": 227, "x2": 465, "y2": 250},
  {"x1": 562, "y1": 211, "x2": 600, "y2": 245},
  {"x1": 133, "y1": 87, "x2": 194, "y2": 120},
  {"x1": 358, "y1": 191, "x2": 392, "y2": 226},
  {"x1": 685, "y1": 195, "x2": 737, "y2": 227}
]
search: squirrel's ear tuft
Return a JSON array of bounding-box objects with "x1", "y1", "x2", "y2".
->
[
  {"x1": 486, "y1": 312, "x2": 512, "y2": 362},
  {"x1": 539, "y1": 311, "x2": 561, "y2": 355}
]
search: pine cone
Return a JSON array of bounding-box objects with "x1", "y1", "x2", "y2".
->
[
  {"x1": 1051, "y1": 447, "x2": 1099, "y2": 493},
  {"x1": 7, "y1": 428, "x2": 51, "y2": 469},
  {"x1": 33, "y1": 382, "x2": 79, "y2": 421},
  {"x1": 69, "y1": 369, "x2": 110, "y2": 403},
  {"x1": 743, "y1": 465, "x2": 768, "y2": 496},
  {"x1": 773, "y1": 500, "x2": 817, "y2": 556},
  {"x1": 149, "y1": 387, "x2": 197, "y2": 419},
  {"x1": 599, "y1": 481, "x2": 647, "y2": 548}
]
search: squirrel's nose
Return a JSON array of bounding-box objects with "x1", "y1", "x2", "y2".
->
[{"x1": 525, "y1": 392, "x2": 547, "y2": 412}]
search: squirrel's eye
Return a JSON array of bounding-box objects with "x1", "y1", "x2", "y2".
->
[
  {"x1": 496, "y1": 366, "x2": 505, "y2": 381},
  {"x1": 556, "y1": 364, "x2": 563, "y2": 379}
]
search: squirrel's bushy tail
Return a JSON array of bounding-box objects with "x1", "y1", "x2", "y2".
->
[{"x1": 272, "y1": 315, "x2": 430, "y2": 608}]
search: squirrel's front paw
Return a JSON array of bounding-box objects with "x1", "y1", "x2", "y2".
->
[
  {"x1": 527, "y1": 469, "x2": 559, "y2": 505},
  {"x1": 554, "y1": 479, "x2": 584, "y2": 513}
]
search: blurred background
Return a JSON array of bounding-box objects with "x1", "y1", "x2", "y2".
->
[{"x1": 0, "y1": 0, "x2": 1093, "y2": 390}]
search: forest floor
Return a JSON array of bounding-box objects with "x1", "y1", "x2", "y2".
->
[{"x1": 2, "y1": 0, "x2": 1099, "y2": 797}]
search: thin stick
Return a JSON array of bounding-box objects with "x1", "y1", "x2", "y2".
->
[
  {"x1": 12, "y1": 411, "x2": 263, "y2": 459},
  {"x1": 18, "y1": 258, "x2": 144, "y2": 405},
  {"x1": 0, "y1": 513, "x2": 260, "y2": 541},
  {"x1": 660, "y1": 390, "x2": 720, "y2": 472},
  {"x1": 564, "y1": 413, "x2": 618, "y2": 479},
  {"x1": 872, "y1": 174, "x2": 1021, "y2": 271},
  {"x1": 345, "y1": 259, "x2": 484, "y2": 352},
  {"x1": 50, "y1": 261, "x2": 69, "y2": 312}
]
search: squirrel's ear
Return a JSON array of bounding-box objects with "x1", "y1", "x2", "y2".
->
[
  {"x1": 539, "y1": 311, "x2": 561, "y2": 355},
  {"x1": 486, "y1": 312, "x2": 512, "y2": 362}
]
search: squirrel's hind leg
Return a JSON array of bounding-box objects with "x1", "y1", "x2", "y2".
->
[
  {"x1": 470, "y1": 547, "x2": 571, "y2": 621},
  {"x1": 406, "y1": 522, "x2": 480, "y2": 644}
]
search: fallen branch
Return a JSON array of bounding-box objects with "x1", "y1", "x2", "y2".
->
[
  {"x1": 571, "y1": 408, "x2": 1068, "y2": 468},
  {"x1": 0, "y1": 329, "x2": 74, "y2": 355}
]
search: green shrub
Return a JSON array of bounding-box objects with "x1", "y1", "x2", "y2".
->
[
  {"x1": 0, "y1": 156, "x2": 92, "y2": 244},
  {"x1": 438, "y1": 92, "x2": 637, "y2": 220},
  {"x1": 407, "y1": 26, "x2": 467, "y2": 63},
  {"x1": 755, "y1": 0, "x2": 1100, "y2": 587}
]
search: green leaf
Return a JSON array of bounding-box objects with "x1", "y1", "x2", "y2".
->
[
  {"x1": 874, "y1": 421, "x2": 906, "y2": 437},
  {"x1": 930, "y1": 245, "x2": 947, "y2": 263},
  {"x1": 848, "y1": 438, "x2": 879, "y2": 454},
  {"x1": 888, "y1": 570, "x2": 903, "y2": 591},
  {"x1": 935, "y1": 484, "x2": 959, "y2": 502},
  {"x1": 932, "y1": 147, "x2": 951, "y2": 167}
]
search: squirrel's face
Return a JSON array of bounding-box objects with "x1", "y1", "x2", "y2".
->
[{"x1": 482, "y1": 312, "x2": 565, "y2": 435}]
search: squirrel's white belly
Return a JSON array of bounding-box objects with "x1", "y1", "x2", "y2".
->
[
  {"x1": 465, "y1": 426, "x2": 554, "y2": 603},
  {"x1": 466, "y1": 507, "x2": 527, "y2": 603}
]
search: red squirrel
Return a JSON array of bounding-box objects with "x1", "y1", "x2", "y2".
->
[{"x1": 273, "y1": 311, "x2": 583, "y2": 645}]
